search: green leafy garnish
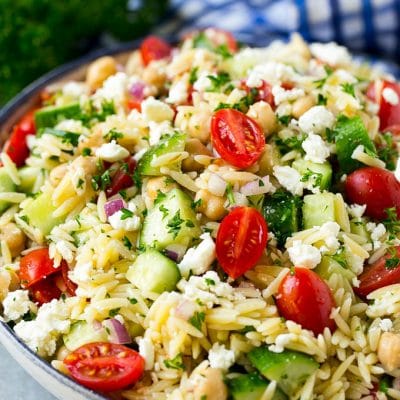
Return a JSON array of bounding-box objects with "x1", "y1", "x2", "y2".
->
[
  {"x1": 206, "y1": 72, "x2": 231, "y2": 93},
  {"x1": 123, "y1": 236, "x2": 133, "y2": 250},
  {"x1": 189, "y1": 311, "x2": 205, "y2": 331},
  {"x1": 341, "y1": 83, "x2": 356, "y2": 98},
  {"x1": 164, "y1": 353, "x2": 185, "y2": 370},
  {"x1": 382, "y1": 207, "x2": 400, "y2": 241},
  {"x1": 167, "y1": 210, "x2": 184, "y2": 238},
  {"x1": 120, "y1": 208, "x2": 134, "y2": 220},
  {"x1": 300, "y1": 169, "x2": 323, "y2": 188},
  {"x1": 104, "y1": 129, "x2": 124, "y2": 141}
]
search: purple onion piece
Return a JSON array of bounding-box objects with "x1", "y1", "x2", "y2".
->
[
  {"x1": 128, "y1": 81, "x2": 146, "y2": 101},
  {"x1": 104, "y1": 199, "x2": 125, "y2": 217},
  {"x1": 102, "y1": 318, "x2": 132, "y2": 344},
  {"x1": 164, "y1": 249, "x2": 179, "y2": 262}
]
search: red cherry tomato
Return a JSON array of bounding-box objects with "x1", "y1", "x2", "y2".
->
[
  {"x1": 276, "y1": 267, "x2": 336, "y2": 335},
  {"x1": 241, "y1": 79, "x2": 274, "y2": 107},
  {"x1": 5, "y1": 111, "x2": 36, "y2": 167},
  {"x1": 106, "y1": 156, "x2": 137, "y2": 197},
  {"x1": 383, "y1": 124, "x2": 400, "y2": 135},
  {"x1": 216, "y1": 206, "x2": 268, "y2": 279},
  {"x1": 345, "y1": 167, "x2": 400, "y2": 220},
  {"x1": 61, "y1": 261, "x2": 77, "y2": 296},
  {"x1": 140, "y1": 36, "x2": 172, "y2": 66},
  {"x1": 211, "y1": 108, "x2": 265, "y2": 169},
  {"x1": 64, "y1": 342, "x2": 145, "y2": 392},
  {"x1": 367, "y1": 80, "x2": 400, "y2": 131},
  {"x1": 30, "y1": 275, "x2": 62, "y2": 305},
  {"x1": 19, "y1": 248, "x2": 61, "y2": 288},
  {"x1": 204, "y1": 28, "x2": 238, "y2": 53},
  {"x1": 126, "y1": 98, "x2": 141, "y2": 112},
  {"x1": 355, "y1": 246, "x2": 400, "y2": 297}
]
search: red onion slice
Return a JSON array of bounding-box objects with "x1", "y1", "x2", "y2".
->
[
  {"x1": 129, "y1": 81, "x2": 146, "y2": 101},
  {"x1": 102, "y1": 318, "x2": 132, "y2": 344},
  {"x1": 104, "y1": 199, "x2": 125, "y2": 217}
]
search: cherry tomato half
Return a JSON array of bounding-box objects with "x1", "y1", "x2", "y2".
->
[
  {"x1": 383, "y1": 124, "x2": 400, "y2": 136},
  {"x1": 367, "y1": 80, "x2": 400, "y2": 131},
  {"x1": 61, "y1": 261, "x2": 77, "y2": 296},
  {"x1": 30, "y1": 275, "x2": 62, "y2": 305},
  {"x1": 19, "y1": 248, "x2": 61, "y2": 288},
  {"x1": 211, "y1": 108, "x2": 265, "y2": 169},
  {"x1": 276, "y1": 267, "x2": 336, "y2": 335},
  {"x1": 106, "y1": 156, "x2": 137, "y2": 198},
  {"x1": 64, "y1": 342, "x2": 145, "y2": 392},
  {"x1": 345, "y1": 167, "x2": 400, "y2": 220},
  {"x1": 5, "y1": 111, "x2": 36, "y2": 167},
  {"x1": 355, "y1": 246, "x2": 400, "y2": 297},
  {"x1": 216, "y1": 206, "x2": 268, "y2": 279},
  {"x1": 140, "y1": 36, "x2": 172, "y2": 66}
]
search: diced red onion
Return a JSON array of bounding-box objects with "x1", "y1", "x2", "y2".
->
[
  {"x1": 104, "y1": 199, "x2": 125, "y2": 217},
  {"x1": 164, "y1": 249, "x2": 179, "y2": 262},
  {"x1": 175, "y1": 300, "x2": 197, "y2": 320},
  {"x1": 240, "y1": 176, "x2": 272, "y2": 196},
  {"x1": 165, "y1": 244, "x2": 186, "y2": 262},
  {"x1": 129, "y1": 81, "x2": 146, "y2": 101},
  {"x1": 102, "y1": 318, "x2": 132, "y2": 344}
]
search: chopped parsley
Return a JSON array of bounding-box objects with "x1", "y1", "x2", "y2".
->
[
  {"x1": 76, "y1": 178, "x2": 84, "y2": 189},
  {"x1": 120, "y1": 208, "x2": 134, "y2": 220},
  {"x1": 167, "y1": 210, "x2": 184, "y2": 238},
  {"x1": 91, "y1": 169, "x2": 112, "y2": 191},
  {"x1": 377, "y1": 133, "x2": 397, "y2": 171},
  {"x1": 215, "y1": 87, "x2": 258, "y2": 113},
  {"x1": 382, "y1": 207, "x2": 400, "y2": 240},
  {"x1": 189, "y1": 67, "x2": 199, "y2": 85},
  {"x1": 122, "y1": 236, "x2": 133, "y2": 250},
  {"x1": 215, "y1": 44, "x2": 233, "y2": 59},
  {"x1": 159, "y1": 204, "x2": 169, "y2": 219},
  {"x1": 189, "y1": 311, "x2": 205, "y2": 331},
  {"x1": 104, "y1": 129, "x2": 124, "y2": 141},
  {"x1": 275, "y1": 133, "x2": 306, "y2": 153},
  {"x1": 341, "y1": 83, "x2": 356, "y2": 98},
  {"x1": 129, "y1": 297, "x2": 138, "y2": 305},
  {"x1": 206, "y1": 72, "x2": 231, "y2": 93},
  {"x1": 317, "y1": 93, "x2": 328, "y2": 105},
  {"x1": 331, "y1": 248, "x2": 347, "y2": 268},
  {"x1": 164, "y1": 353, "x2": 185, "y2": 370},
  {"x1": 192, "y1": 198, "x2": 202, "y2": 209},
  {"x1": 300, "y1": 169, "x2": 323, "y2": 188},
  {"x1": 19, "y1": 215, "x2": 29, "y2": 224},
  {"x1": 277, "y1": 115, "x2": 291, "y2": 126},
  {"x1": 82, "y1": 147, "x2": 92, "y2": 156},
  {"x1": 154, "y1": 190, "x2": 167, "y2": 205},
  {"x1": 225, "y1": 183, "x2": 235, "y2": 206},
  {"x1": 205, "y1": 278, "x2": 215, "y2": 286},
  {"x1": 109, "y1": 308, "x2": 121, "y2": 317},
  {"x1": 385, "y1": 247, "x2": 400, "y2": 269},
  {"x1": 314, "y1": 65, "x2": 334, "y2": 88},
  {"x1": 40, "y1": 128, "x2": 80, "y2": 147}
]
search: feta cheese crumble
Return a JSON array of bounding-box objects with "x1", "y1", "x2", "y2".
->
[
  {"x1": 310, "y1": 42, "x2": 351, "y2": 66},
  {"x1": 138, "y1": 337, "x2": 155, "y2": 370},
  {"x1": 298, "y1": 106, "x2": 335, "y2": 134},
  {"x1": 382, "y1": 87, "x2": 399, "y2": 106},
  {"x1": 2, "y1": 290, "x2": 35, "y2": 321},
  {"x1": 287, "y1": 240, "x2": 321, "y2": 269},
  {"x1": 108, "y1": 200, "x2": 141, "y2": 231},
  {"x1": 95, "y1": 72, "x2": 128, "y2": 103},
  {"x1": 96, "y1": 140, "x2": 129, "y2": 162},
  {"x1": 272, "y1": 85, "x2": 305, "y2": 105},
  {"x1": 208, "y1": 343, "x2": 235, "y2": 370},
  {"x1": 273, "y1": 166, "x2": 304, "y2": 196},
  {"x1": 166, "y1": 78, "x2": 188, "y2": 104},
  {"x1": 141, "y1": 97, "x2": 175, "y2": 122},
  {"x1": 302, "y1": 133, "x2": 330, "y2": 164},
  {"x1": 348, "y1": 204, "x2": 367, "y2": 219}
]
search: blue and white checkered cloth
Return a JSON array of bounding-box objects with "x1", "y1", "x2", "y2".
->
[{"x1": 156, "y1": 0, "x2": 400, "y2": 75}]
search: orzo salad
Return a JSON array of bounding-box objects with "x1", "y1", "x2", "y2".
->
[{"x1": 2, "y1": 29, "x2": 400, "y2": 399}]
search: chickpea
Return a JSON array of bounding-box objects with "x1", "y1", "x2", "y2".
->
[
  {"x1": 125, "y1": 50, "x2": 144, "y2": 75},
  {"x1": 194, "y1": 368, "x2": 228, "y2": 400},
  {"x1": 292, "y1": 95, "x2": 315, "y2": 119},
  {"x1": 0, "y1": 223, "x2": 26, "y2": 257},
  {"x1": 142, "y1": 61, "x2": 167, "y2": 89},
  {"x1": 195, "y1": 189, "x2": 227, "y2": 221},
  {"x1": 143, "y1": 176, "x2": 178, "y2": 209},
  {"x1": 378, "y1": 332, "x2": 400, "y2": 371},
  {"x1": 182, "y1": 139, "x2": 213, "y2": 172},
  {"x1": 86, "y1": 56, "x2": 117, "y2": 91},
  {"x1": 247, "y1": 101, "x2": 277, "y2": 136}
]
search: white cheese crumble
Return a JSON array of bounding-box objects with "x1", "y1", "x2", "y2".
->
[
  {"x1": 63, "y1": 81, "x2": 87, "y2": 98},
  {"x1": 14, "y1": 299, "x2": 71, "y2": 357},
  {"x1": 138, "y1": 337, "x2": 154, "y2": 370},
  {"x1": 273, "y1": 166, "x2": 304, "y2": 196},
  {"x1": 382, "y1": 87, "x2": 399, "y2": 106},
  {"x1": 269, "y1": 333, "x2": 297, "y2": 353},
  {"x1": 246, "y1": 61, "x2": 297, "y2": 87},
  {"x1": 69, "y1": 262, "x2": 92, "y2": 284},
  {"x1": 287, "y1": 240, "x2": 321, "y2": 269},
  {"x1": 96, "y1": 140, "x2": 129, "y2": 162},
  {"x1": 319, "y1": 221, "x2": 341, "y2": 252},
  {"x1": 148, "y1": 121, "x2": 174, "y2": 146},
  {"x1": 178, "y1": 233, "x2": 216, "y2": 278},
  {"x1": 366, "y1": 222, "x2": 386, "y2": 250},
  {"x1": 302, "y1": 133, "x2": 330, "y2": 164},
  {"x1": 208, "y1": 343, "x2": 235, "y2": 370},
  {"x1": 108, "y1": 200, "x2": 141, "y2": 232},
  {"x1": 2, "y1": 290, "x2": 35, "y2": 321},
  {"x1": 141, "y1": 97, "x2": 175, "y2": 122},
  {"x1": 95, "y1": 72, "x2": 128, "y2": 103},
  {"x1": 166, "y1": 78, "x2": 188, "y2": 104},
  {"x1": 348, "y1": 204, "x2": 367, "y2": 219},
  {"x1": 298, "y1": 106, "x2": 335, "y2": 134},
  {"x1": 310, "y1": 42, "x2": 351, "y2": 66},
  {"x1": 193, "y1": 72, "x2": 213, "y2": 92},
  {"x1": 379, "y1": 318, "x2": 393, "y2": 332},
  {"x1": 271, "y1": 85, "x2": 305, "y2": 105}
]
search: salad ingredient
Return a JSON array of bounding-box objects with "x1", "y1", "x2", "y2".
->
[
  {"x1": 61, "y1": 262, "x2": 77, "y2": 296},
  {"x1": 194, "y1": 189, "x2": 227, "y2": 220},
  {"x1": 34, "y1": 103, "x2": 81, "y2": 129},
  {"x1": 102, "y1": 318, "x2": 131, "y2": 345},
  {"x1": 104, "y1": 199, "x2": 125, "y2": 217},
  {"x1": 292, "y1": 159, "x2": 332, "y2": 190},
  {"x1": 17, "y1": 166, "x2": 42, "y2": 193},
  {"x1": 315, "y1": 255, "x2": 355, "y2": 291},
  {"x1": 64, "y1": 321, "x2": 108, "y2": 351},
  {"x1": 302, "y1": 193, "x2": 336, "y2": 229},
  {"x1": 210, "y1": 108, "x2": 265, "y2": 169},
  {"x1": 86, "y1": 56, "x2": 117, "y2": 91},
  {"x1": 30, "y1": 277, "x2": 62, "y2": 305},
  {"x1": 377, "y1": 332, "x2": 400, "y2": 372},
  {"x1": 276, "y1": 267, "x2": 336, "y2": 335},
  {"x1": 345, "y1": 167, "x2": 400, "y2": 220},
  {"x1": 106, "y1": 156, "x2": 137, "y2": 197},
  {"x1": 355, "y1": 246, "x2": 400, "y2": 297},
  {"x1": 63, "y1": 342, "x2": 145, "y2": 392},
  {"x1": 0, "y1": 168, "x2": 16, "y2": 213},
  {"x1": 140, "y1": 36, "x2": 172, "y2": 66},
  {"x1": 248, "y1": 346, "x2": 319, "y2": 397},
  {"x1": 216, "y1": 206, "x2": 268, "y2": 279},
  {"x1": 0, "y1": 222, "x2": 25, "y2": 257}
]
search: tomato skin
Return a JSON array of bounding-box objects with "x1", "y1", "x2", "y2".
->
[
  {"x1": 64, "y1": 342, "x2": 145, "y2": 392},
  {"x1": 276, "y1": 267, "x2": 336, "y2": 335},
  {"x1": 61, "y1": 262, "x2": 77, "y2": 296},
  {"x1": 106, "y1": 156, "x2": 137, "y2": 197},
  {"x1": 140, "y1": 36, "x2": 172, "y2": 66},
  {"x1": 30, "y1": 275, "x2": 62, "y2": 305},
  {"x1": 241, "y1": 79, "x2": 274, "y2": 107},
  {"x1": 355, "y1": 246, "x2": 400, "y2": 297},
  {"x1": 19, "y1": 248, "x2": 61, "y2": 288},
  {"x1": 126, "y1": 98, "x2": 141, "y2": 112},
  {"x1": 383, "y1": 124, "x2": 400, "y2": 136},
  {"x1": 345, "y1": 167, "x2": 400, "y2": 220},
  {"x1": 5, "y1": 111, "x2": 36, "y2": 167},
  {"x1": 211, "y1": 108, "x2": 265, "y2": 169},
  {"x1": 216, "y1": 206, "x2": 268, "y2": 279}
]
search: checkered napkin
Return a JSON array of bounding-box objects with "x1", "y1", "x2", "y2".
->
[{"x1": 157, "y1": 0, "x2": 400, "y2": 75}]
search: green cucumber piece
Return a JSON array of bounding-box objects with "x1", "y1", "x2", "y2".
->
[
  {"x1": 34, "y1": 103, "x2": 81, "y2": 129},
  {"x1": 333, "y1": 115, "x2": 376, "y2": 174},
  {"x1": 248, "y1": 347, "x2": 319, "y2": 397},
  {"x1": 263, "y1": 190, "x2": 302, "y2": 246},
  {"x1": 302, "y1": 192, "x2": 336, "y2": 229},
  {"x1": 292, "y1": 159, "x2": 332, "y2": 190},
  {"x1": 37, "y1": 128, "x2": 81, "y2": 146},
  {"x1": 227, "y1": 372, "x2": 287, "y2": 400},
  {"x1": 126, "y1": 249, "x2": 181, "y2": 293},
  {"x1": 63, "y1": 321, "x2": 108, "y2": 351},
  {"x1": 136, "y1": 131, "x2": 186, "y2": 177},
  {"x1": 20, "y1": 189, "x2": 65, "y2": 236},
  {"x1": 140, "y1": 188, "x2": 201, "y2": 250},
  {"x1": 315, "y1": 255, "x2": 355, "y2": 282},
  {"x1": 0, "y1": 168, "x2": 16, "y2": 213},
  {"x1": 350, "y1": 218, "x2": 369, "y2": 240},
  {"x1": 17, "y1": 166, "x2": 42, "y2": 193}
]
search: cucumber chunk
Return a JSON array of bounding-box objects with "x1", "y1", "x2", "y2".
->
[
  {"x1": 37, "y1": 128, "x2": 80, "y2": 146},
  {"x1": 248, "y1": 347, "x2": 319, "y2": 397},
  {"x1": 136, "y1": 131, "x2": 186, "y2": 177},
  {"x1": 20, "y1": 189, "x2": 65, "y2": 236},
  {"x1": 302, "y1": 192, "x2": 336, "y2": 229},
  {"x1": 333, "y1": 115, "x2": 376, "y2": 174},
  {"x1": 0, "y1": 168, "x2": 16, "y2": 213},
  {"x1": 126, "y1": 249, "x2": 181, "y2": 293},
  {"x1": 140, "y1": 188, "x2": 201, "y2": 250},
  {"x1": 17, "y1": 166, "x2": 41, "y2": 193},
  {"x1": 227, "y1": 372, "x2": 287, "y2": 400},
  {"x1": 263, "y1": 190, "x2": 302, "y2": 246},
  {"x1": 63, "y1": 321, "x2": 108, "y2": 351},
  {"x1": 34, "y1": 103, "x2": 81, "y2": 129},
  {"x1": 292, "y1": 159, "x2": 332, "y2": 190},
  {"x1": 315, "y1": 255, "x2": 355, "y2": 283}
]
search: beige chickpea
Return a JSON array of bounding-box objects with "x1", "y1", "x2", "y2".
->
[
  {"x1": 292, "y1": 95, "x2": 315, "y2": 119},
  {"x1": 142, "y1": 60, "x2": 167, "y2": 89},
  {"x1": 86, "y1": 56, "x2": 117, "y2": 91},
  {"x1": 195, "y1": 189, "x2": 227, "y2": 221},
  {"x1": 378, "y1": 332, "x2": 400, "y2": 371},
  {"x1": 247, "y1": 101, "x2": 277, "y2": 136},
  {"x1": 143, "y1": 176, "x2": 178, "y2": 209},
  {"x1": 182, "y1": 139, "x2": 213, "y2": 172},
  {"x1": 194, "y1": 368, "x2": 228, "y2": 400},
  {"x1": 125, "y1": 50, "x2": 144, "y2": 75},
  {"x1": 0, "y1": 223, "x2": 26, "y2": 257}
]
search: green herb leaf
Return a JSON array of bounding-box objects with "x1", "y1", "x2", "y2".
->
[
  {"x1": 206, "y1": 72, "x2": 231, "y2": 93},
  {"x1": 120, "y1": 208, "x2": 134, "y2": 220},
  {"x1": 104, "y1": 129, "x2": 124, "y2": 141},
  {"x1": 123, "y1": 236, "x2": 133, "y2": 250},
  {"x1": 164, "y1": 353, "x2": 185, "y2": 370},
  {"x1": 189, "y1": 311, "x2": 205, "y2": 331},
  {"x1": 109, "y1": 308, "x2": 120, "y2": 317},
  {"x1": 167, "y1": 210, "x2": 184, "y2": 238},
  {"x1": 300, "y1": 168, "x2": 323, "y2": 188},
  {"x1": 189, "y1": 67, "x2": 199, "y2": 85},
  {"x1": 341, "y1": 83, "x2": 356, "y2": 98}
]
